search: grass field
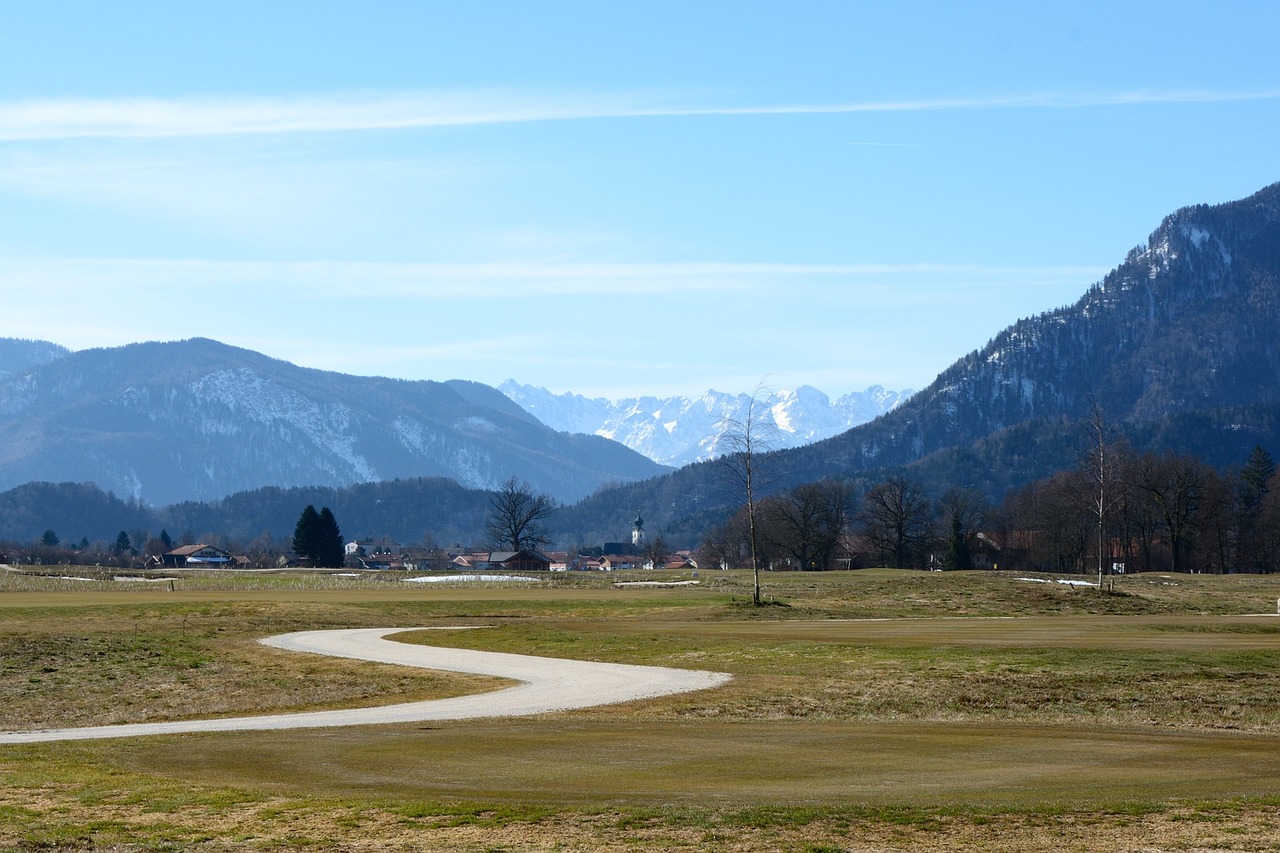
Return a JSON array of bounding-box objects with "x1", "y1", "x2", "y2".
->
[{"x1": 1, "y1": 566, "x2": 1279, "y2": 851}]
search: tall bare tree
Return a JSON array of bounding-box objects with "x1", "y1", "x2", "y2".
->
[
  {"x1": 858, "y1": 475, "x2": 932, "y2": 569},
  {"x1": 717, "y1": 385, "x2": 779, "y2": 604},
  {"x1": 763, "y1": 480, "x2": 854, "y2": 571},
  {"x1": 1133, "y1": 451, "x2": 1210, "y2": 574},
  {"x1": 1083, "y1": 404, "x2": 1126, "y2": 587},
  {"x1": 486, "y1": 476, "x2": 555, "y2": 552}
]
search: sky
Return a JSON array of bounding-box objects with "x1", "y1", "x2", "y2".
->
[{"x1": 1, "y1": 2, "x2": 1277, "y2": 400}]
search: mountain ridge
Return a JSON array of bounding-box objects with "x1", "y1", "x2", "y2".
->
[
  {"x1": 3, "y1": 181, "x2": 1278, "y2": 549},
  {"x1": 498, "y1": 381, "x2": 913, "y2": 466},
  {"x1": 557, "y1": 181, "x2": 1280, "y2": 538},
  {"x1": 0, "y1": 338, "x2": 667, "y2": 506}
]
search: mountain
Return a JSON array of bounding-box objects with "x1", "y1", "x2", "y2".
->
[
  {"x1": 6, "y1": 182, "x2": 1279, "y2": 549},
  {"x1": 498, "y1": 381, "x2": 912, "y2": 466},
  {"x1": 794, "y1": 180, "x2": 1280, "y2": 475},
  {"x1": 0, "y1": 338, "x2": 70, "y2": 381},
  {"x1": 0, "y1": 338, "x2": 667, "y2": 506},
  {"x1": 560, "y1": 181, "x2": 1280, "y2": 537}
]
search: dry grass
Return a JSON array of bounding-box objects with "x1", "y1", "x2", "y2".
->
[{"x1": 3, "y1": 567, "x2": 1280, "y2": 851}]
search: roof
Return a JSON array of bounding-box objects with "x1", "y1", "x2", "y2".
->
[
  {"x1": 491, "y1": 550, "x2": 552, "y2": 564},
  {"x1": 165, "y1": 544, "x2": 229, "y2": 557}
]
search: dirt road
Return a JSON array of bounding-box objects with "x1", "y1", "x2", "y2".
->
[{"x1": 0, "y1": 627, "x2": 731, "y2": 744}]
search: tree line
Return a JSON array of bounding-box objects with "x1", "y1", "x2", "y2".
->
[
  {"x1": 690, "y1": 441, "x2": 1278, "y2": 576},
  {"x1": 4, "y1": 440, "x2": 1276, "y2": 578}
]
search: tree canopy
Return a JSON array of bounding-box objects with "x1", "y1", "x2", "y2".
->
[
  {"x1": 292, "y1": 504, "x2": 345, "y2": 568},
  {"x1": 485, "y1": 477, "x2": 555, "y2": 552}
]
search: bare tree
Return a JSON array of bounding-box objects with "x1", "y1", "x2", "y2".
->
[
  {"x1": 1132, "y1": 451, "x2": 1210, "y2": 574},
  {"x1": 1083, "y1": 404, "x2": 1126, "y2": 588},
  {"x1": 716, "y1": 385, "x2": 780, "y2": 604},
  {"x1": 935, "y1": 486, "x2": 988, "y2": 570},
  {"x1": 642, "y1": 534, "x2": 671, "y2": 570},
  {"x1": 763, "y1": 480, "x2": 855, "y2": 570},
  {"x1": 486, "y1": 477, "x2": 555, "y2": 551},
  {"x1": 1196, "y1": 470, "x2": 1235, "y2": 575},
  {"x1": 858, "y1": 476, "x2": 932, "y2": 569},
  {"x1": 696, "y1": 519, "x2": 742, "y2": 571}
]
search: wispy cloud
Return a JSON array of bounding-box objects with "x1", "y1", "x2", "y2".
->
[
  {"x1": 1, "y1": 87, "x2": 1277, "y2": 141},
  {"x1": 0, "y1": 256, "x2": 1108, "y2": 300}
]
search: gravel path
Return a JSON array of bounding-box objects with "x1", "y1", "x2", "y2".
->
[{"x1": 0, "y1": 627, "x2": 732, "y2": 745}]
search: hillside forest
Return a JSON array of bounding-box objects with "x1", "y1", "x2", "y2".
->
[{"x1": 3, "y1": 435, "x2": 1278, "y2": 579}]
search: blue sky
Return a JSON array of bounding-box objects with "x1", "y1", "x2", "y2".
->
[{"x1": 1, "y1": 1, "x2": 1277, "y2": 399}]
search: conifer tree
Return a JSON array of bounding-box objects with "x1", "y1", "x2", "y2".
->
[
  {"x1": 292, "y1": 504, "x2": 321, "y2": 564},
  {"x1": 292, "y1": 504, "x2": 345, "y2": 568},
  {"x1": 1237, "y1": 445, "x2": 1275, "y2": 571},
  {"x1": 316, "y1": 506, "x2": 345, "y2": 568}
]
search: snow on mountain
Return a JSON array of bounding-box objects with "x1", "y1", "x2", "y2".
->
[
  {"x1": 498, "y1": 381, "x2": 913, "y2": 466},
  {"x1": 0, "y1": 338, "x2": 668, "y2": 506}
]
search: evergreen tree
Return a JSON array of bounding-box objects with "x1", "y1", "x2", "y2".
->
[
  {"x1": 292, "y1": 504, "x2": 345, "y2": 567},
  {"x1": 40, "y1": 529, "x2": 59, "y2": 547},
  {"x1": 316, "y1": 506, "x2": 345, "y2": 568},
  {"x1": 1237, "y1": 445, "x2": 1275, "y2": 571},
  {"x1": 292, "y1": 505, "x2": 322, "y2": 564}
]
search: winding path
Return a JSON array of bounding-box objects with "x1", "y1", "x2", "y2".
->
[{"x1": 0, "y1": 628, "x2": 732, "y2": 744}]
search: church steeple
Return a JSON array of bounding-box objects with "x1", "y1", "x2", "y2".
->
[{"x1": 631, "y1": 513, "x2": 645, "y2": 547}]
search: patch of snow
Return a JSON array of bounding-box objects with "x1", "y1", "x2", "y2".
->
[
  {"x1": 456, "y1": 415, "x2": 497, "y2": 434},
  {"x1": 451, "y1": 446, "x2": 493, "y2": 490},
  {"x1": 1184, "y1": 225, "x2": 1211, "y2": 249},
  {"x1": 188, "y1": 368, "x2": 378, "y2": 481},
  {"x1": 404, "y1": 574, "x2": 541, "y2": 584}
]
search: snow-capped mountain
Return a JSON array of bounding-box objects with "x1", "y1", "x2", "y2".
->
[
  {"x1": 0, "y1": 338, "x2": 667, "y2": 506},
  {"x1": 498, "y1": 381, "x2": 913, "y2": 466}
]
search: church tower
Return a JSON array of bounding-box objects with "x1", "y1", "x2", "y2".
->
[{"x1": 631, "y1": 513, "x2": 645, "y2": 548}]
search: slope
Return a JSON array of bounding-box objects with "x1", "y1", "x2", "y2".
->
[
  {"x1": 0, "y1": 338, "x2": 667, "y2": 506},
  {"x1": 562, "y1": 181, "x2": 1280, "y2": 536}
]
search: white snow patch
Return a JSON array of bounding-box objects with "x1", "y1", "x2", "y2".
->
[
  {"x1": 189, "y1": 369, "x2": 377, "y2": 481},
  {"x1": 404, "y1": 574, "x2": 541, "y2": 584},
  {"x1": 456, "y1": 415, "x2": 497, "y2": 434}
]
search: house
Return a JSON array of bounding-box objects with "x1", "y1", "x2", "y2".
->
[
  {"x1": 451, "y1": 552, "x2": 490, "y2": 570},
  {"x1": 596, "y1": 555, "x2": 636, "y2": 571},
  {"x1": 162, "y1": 544, "x2": 233, "y2": 567},
  {"x1": 489, "y1": 550, "x2": 552, "y2": 572},
  {"x1": 359, "y1": 553, "x2": 410, "y2": 570},
  {"x1": 663, "y1": 551, "x2": 698, "y2": 570},
  {"x1": 544, "y1": 551, "x2": 574, "y2": 571}
]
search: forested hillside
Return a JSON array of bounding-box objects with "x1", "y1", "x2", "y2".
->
[{"x1": 561, "y1": 182, "x2": 1280, "y2": 537}]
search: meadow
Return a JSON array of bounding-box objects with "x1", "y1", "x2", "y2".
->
[{"x1": 1, "y1": 566, "x2": 1279, "y2": 851}]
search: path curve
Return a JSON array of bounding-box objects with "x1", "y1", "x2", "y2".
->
[{"x1": 0, "y1": 628, "x2": 732, "y2": 744}]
